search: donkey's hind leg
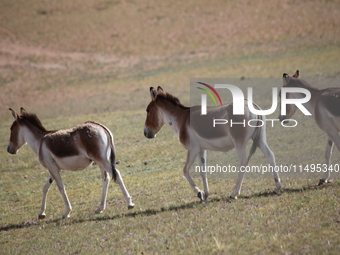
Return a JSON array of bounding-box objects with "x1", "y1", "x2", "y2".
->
[
  {"x1": 95, "y1": 165, "x2": 111, "y2": 214},
  {"x1": 230, "y1": 144, "x2": 248, "y2": 199},
  {"x1": 257, "y1": 133, "x2": 282, "y2": 194},
  {"x1": 115, "y1": 169, "x2": 135, "y2": 209},
  {"x1": 38, "y1": 175, "x2": 53, "y2": 219},
  {"x1": 96, "y1": 161, "x2": 134, "y2": 212}
]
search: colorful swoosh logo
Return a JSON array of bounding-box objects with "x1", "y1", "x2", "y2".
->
[{"x1": 196, "y1": 82, "x2": 223, "y2": 106}]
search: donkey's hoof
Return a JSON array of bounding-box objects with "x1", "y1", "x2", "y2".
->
[
  {"x1": 62, "y1": 214, "x2": 71, "y2": 219},
  {"x1": 318, "y1": 179, "x2": 333, "y2": 186},
  {"x1": 318, "y1": 179, "x2": 326, "y2": 186},
  {"x1": 229, "y1": 195, "x2": 238, "y2": 200},
  {"x1": 197, "y1": 191, "x2": 206, "y2": 201},
  {"x1": 95, "y1": 208, "x2": 104, "y2": 214},
  {"x1": 38, "y1": 214, "x2": 46, "y2": 220},
  {"x1": 273, "y1": 189, "x2": 282, "y2": 195},
  {"x1": 128, "y1": 203, "x2": 135, "y2": 210}
]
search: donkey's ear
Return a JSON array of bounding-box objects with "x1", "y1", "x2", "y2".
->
[
  {"x1": 150, "y1": 87, "x2": 157, "y2": 100},
  {"x1": 9, "y1": 108, "x2": 18, "y2": 120},
  {"x1": 20, "y1": 107, "x2": 27, "y2": 116},
  {"x1": 157, "y1": 86, "x2": 164, "y2": 94},
  {"x1": 292, "y1": 70, "x2": 299, "y2": 78},
  {"x1": 282, "y1": 73, "x2": 290, "y2": 86}
]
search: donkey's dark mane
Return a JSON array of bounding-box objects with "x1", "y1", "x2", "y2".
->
[
  {"x1": 157, "y1": 93, "x2": 190, "y2": 110},
  {"x1": 289, "y1": 77, "x2": 320, "y2": 92},
  {"x1": 21, "y1": 113, "x2": 48, "y2": 132}
]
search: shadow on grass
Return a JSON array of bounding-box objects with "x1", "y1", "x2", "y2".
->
[
  {"x1": 241, "y1": 180, "x2": 338, "y2": 199},
  {"x1": 1, "y1": 181, "x2": 337, "y2": 232},
  {"x1": 0, "y1": 200, "x2": 206, "y2": 232}
]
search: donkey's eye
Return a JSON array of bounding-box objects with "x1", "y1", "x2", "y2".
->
[{"x1": 146, "y1": 109, "x2": 150, "y2": 113}]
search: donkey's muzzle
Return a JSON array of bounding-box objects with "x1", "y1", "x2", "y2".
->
[
  {"x1": 144, "y1": 127, "x2": 156, "y2": 139},
  {"x1": 7, "y1": 144, "x2": 17, "y2": 154}
]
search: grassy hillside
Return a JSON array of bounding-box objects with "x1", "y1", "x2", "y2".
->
[
  {"x1": 1, "y1": 0, "x2": 339, "y2": 119},
  {"x1": 0, "y1": 0, "x2": 339, "y2": 254}
]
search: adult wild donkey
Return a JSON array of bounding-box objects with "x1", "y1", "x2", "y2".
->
[
  {"x1": 144, "y1": 86, "x2": 282, "y2": 201},
  {"x1": 7, "y1": 108, "x2": 134, "y2": 219},
  {"x1": 279, "y1": 70, "x2": 340, "y2": 185}
]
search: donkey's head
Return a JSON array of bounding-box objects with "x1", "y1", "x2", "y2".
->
[
  {"x1": 278, "y1": 70, "x2": 300, "y2": 122},
  {"x1": 8, "y1": 108, "x2": 28, "y2": 154},
  {"x1": 144, "y1": 86, "x2": 166, "y2": 138}
]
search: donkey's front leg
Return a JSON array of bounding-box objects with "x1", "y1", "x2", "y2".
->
[
  {"x1": 49, "y1": 168, "x2": 72, "y2": 218},
  {"x1": 319, "y1": 138, "x2": 334, "y2": 185},
  {"x1": 319, "y1": 126, "x2": 340, "y2": 185},
  {"x1": 198, "y1": 150, "x2": 209, "y2": 201},
  {"x1": 38, "y1": 175, "x2": 53, "y2": 219},
  {"x1": 183, "y1": 150, "x2": 205, "y2": 201}
]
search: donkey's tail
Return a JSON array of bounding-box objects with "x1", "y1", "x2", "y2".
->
[
  {"x1": 106, "y1": 127, "x2": 118, "y2": 182},
  {"x1": 109, "y1": 146, "x2": 118, "y2": 182},
  {"x1": 87, "y1": 121, "x2": 118, "y2": 182}
]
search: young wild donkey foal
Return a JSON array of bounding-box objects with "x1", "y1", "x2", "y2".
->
[{"x1": 7, "y1": 108, "x2": 134, "y2": 219}]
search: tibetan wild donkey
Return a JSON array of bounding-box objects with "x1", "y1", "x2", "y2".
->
[
  {"x1": 279, "y1": 70, "x2": 340, "y2": 185},
  {"x1": 7, "y1": 108, "x2": 134, "y2": 219},
  {"x1": 144, "y1": 86, "x2": 282, "y2": 202}
]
